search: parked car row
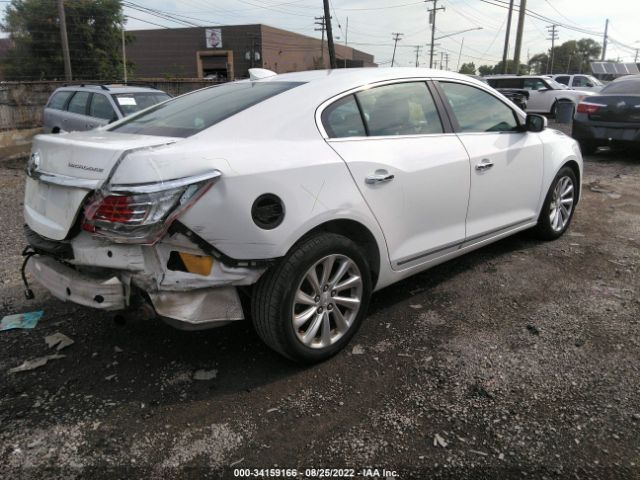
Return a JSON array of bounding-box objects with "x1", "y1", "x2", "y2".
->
[{"x1": 43, "y1": 84, "x2": 171, "y2": 133}]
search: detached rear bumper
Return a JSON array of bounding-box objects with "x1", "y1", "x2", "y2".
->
[
  {"x1": 26, "y1": 254, "x2": 246, "y2": 328},
  {"x1": 28, "y1": 255, "x2": 127, "y2": 310}
]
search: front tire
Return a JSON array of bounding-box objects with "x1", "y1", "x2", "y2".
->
[
  {"x1": 251, "y1": 233, "x2": 372, "y2": 363},
  {"x1": 532, "y1": 166, "x2": 578, "y2": 240}
]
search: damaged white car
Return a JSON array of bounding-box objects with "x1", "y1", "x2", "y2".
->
[{"x1": 22, "y1": 68, "x2": 582, "y2": 362}]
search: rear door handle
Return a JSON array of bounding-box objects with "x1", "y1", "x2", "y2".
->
[
  {"x1": 365, "y1": 171, "x2": 395, "y2": 185},
  {"x1": 475, "y1": 159, "x2": 494, "y2": 171}
]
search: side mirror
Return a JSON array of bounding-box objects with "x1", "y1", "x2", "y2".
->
[
  {"x1": 586, "y1": 82, "x2": 594, "y2": 87},
  {"x1": 538, "y1": 87, "x2": 550, "y2": 92},
  {"x1": 525, "y1": 114, "x2": 547, "y2": 132}
]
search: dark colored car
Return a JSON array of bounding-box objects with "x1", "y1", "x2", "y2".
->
[
  {"x1": 495, "y1": 88, "x2": 529, "y2": 111},
  {"x1": 572, "y1": 77, "x2": 640, "y2": 154}
]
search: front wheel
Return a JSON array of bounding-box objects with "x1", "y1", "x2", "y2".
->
[
  {"x1": 251, "y1": 233, "x2": 372, "y2": 363},
  {"x1": 532, "y1": 166, "x2": 578, "y2": 240}
]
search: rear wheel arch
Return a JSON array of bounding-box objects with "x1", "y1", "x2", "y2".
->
[
  {"x1": 561, "y1": 159, "x2": 581, "y2": 201},
  {"x1": 292, "y1": 219, "x2": 381, "y2": 289}
]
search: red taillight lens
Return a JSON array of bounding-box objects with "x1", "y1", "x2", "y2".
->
[
  {"x1": 93, "y1": 196, "x2": 136, "y2": 223},
  {"x1": 577, "y1": 102, "x2": 605, "y2": 114}
]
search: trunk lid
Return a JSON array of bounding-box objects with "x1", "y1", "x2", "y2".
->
[
  {"x1": 586, "y1": 95, "x2": 640, "y2": 123},
  {"x1": 25, "y1": 131, "x2": 177, "y2": 240}
]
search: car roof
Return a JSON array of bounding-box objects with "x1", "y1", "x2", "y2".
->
[
  {"x1": 483, "y1": 75, "x2": 545, "y2": 79},
  {"x1": 53, "y1": 84, "x2": 164, "y2": 94},
  {"x1": 251, "y1": 67, "x2": 488, "y2": 95}
]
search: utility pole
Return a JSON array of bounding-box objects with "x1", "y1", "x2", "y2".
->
[
  {"x1": 391, "y1": 32, "x2": 403, "y2": 67},
  {"x1": 601, "y1": 18, "x2": 609, "y2": 60},
  {"x1": 440, "y1": 51, "x2": 444, "y2": 70},
  {"x1": 426, "y1": 0, "x2": 445, "y2": 68},
  {"x1": 546, "y1": 24, "x2": 558, "y2": 74},
  {"x1": 57, "y1": 0, "x2": 72, "y2": 81},
  {"x1": 414, "y1": 45, "x2": 422, "y2": 67},
  {"x1": 344, "y1": 17, "x2": 349, "y2": 68},
  {"x1": 456, "y1": 37, "x2": 464, "y2": 71},
  {"x1": 322, "y1": 0, "x2": 337, "y2": 69},
  {"x1": 121, "y1": 23, "x2": 127, "y2": 83},
  {"x1": 635, "y1": 49, "x2": 639, "y2": 63},
  {"x1": 315, "y1": 16, "x2": 326, "y2": 66},
  {"x1": 512, "y1": 0, "x2": 527, "y2": 74},
  {"x1": 501, "y1": 0, "x2": 515, "y2": 74},
  {"x1": 445, "y1": 53, "x2": 450, "y2": 70}
]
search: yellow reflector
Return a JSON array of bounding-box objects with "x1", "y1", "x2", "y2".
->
[{"x1": 178, "y1": 252, "x2": 214, "y2": 276}]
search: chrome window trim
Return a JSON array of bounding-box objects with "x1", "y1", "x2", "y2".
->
[
  {"x1": 109, "y1": 170, "x2": 222, "y2": 194},
  {"x1": 27, "y1": 170, "x2": 102, "y2": 190},
  {"x1": 315, "y1": 76, "x2": 521, "y2": 139}
]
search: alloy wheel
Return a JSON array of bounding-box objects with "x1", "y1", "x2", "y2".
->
[
  {"x1": 292, "y1": 254, "x2": 363, "y2": 349},
  {"x1": 549, "y1": 175, "x2": 574, "y2": 232}
]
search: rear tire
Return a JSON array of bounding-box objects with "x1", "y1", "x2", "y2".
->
[
  {"x1": 251, "y1": 233, "x2": 372, "y2": 363},
  {"x1": 532, "y1": 166, "x2": 578, "y2": 240}
]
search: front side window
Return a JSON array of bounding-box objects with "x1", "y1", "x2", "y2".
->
[
  {"x1": 111, "y1": 82, "x2": 303, "y2": 137},
  {"x1": 322, "y1": 95, "x2": 366, "y2": 138},
  {"x1": 440, "y1": 82, "x2": 519, "y2": 133},
  {"x1": 90, "y1": 93, "x2": 117, "y2": 121},
  {"x1": 48, "y1": 91, "x2": 72, "y2": 110},
  {"x1": 67, "y1": 91, "x2": 90, "y2": 115},
  {"x1": 523, "y1": 78, "x2": 548, "y2": 91},
  {"x1": 573, "y1": 76, "x2": 591, "y2": 87},
  {"x1": 355, "y1": 82, "x2": 443, "y2": 136}
]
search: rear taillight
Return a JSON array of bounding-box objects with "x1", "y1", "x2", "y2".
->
[
  {"x1": 576, "y1": 102, "x2": 606, "y2": 114},
  {"x1": 82, "y1": 170, "x2": 221, "y2": 244}
]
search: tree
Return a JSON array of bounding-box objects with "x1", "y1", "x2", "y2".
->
[
  {"x1": 478, "y1": 64, "x2": 494, "y2": 76},
  {"x1": 527, "y1": 38, "x2": 602, "y2": 75},
  {"x1": 458, "y1": 62, "x2": 476, "y2": 75},
  {"x1": 1, "y1": 0, "x2": 127, "y2": 80}
]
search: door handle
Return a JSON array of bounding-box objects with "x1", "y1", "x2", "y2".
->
[
  {"x1": 365, "y1": 171, "x2": 395, "y2": 185},
  {"x1": 475, "y1": 159, "x2": 494, "y2": 171}
]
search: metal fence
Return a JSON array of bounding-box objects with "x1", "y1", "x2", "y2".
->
[{"x1": 0, "y1": 79, "x2": 222, "y2": 131}]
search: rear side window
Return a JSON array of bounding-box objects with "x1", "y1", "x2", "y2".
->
[
  {"x1": 67, "y1": 91, "x2": 90, "y2": 115},
  {"x1": 90, "y1": 93, "x2": 117, "y2": 121},
  {"x1": 322, "y1": 95, "x2": 366, "y2": 138},
  {"x1": 489, "y1": 78, "x2": 523, "y2": 89},
  {"x1": 440, "y1": 82, "x2": 519, "y2": 133},
  {"x1": 356, "y1": 82, "x2": 443, "y2": 136},
  {"x1": 112, "y1": 92, "x2": 171, "y2": 116},
  {"x1": 555, "y1": 76, "x2": 570, "y2": 86},
  {"x1": 111, "y1": 82, "x2": 303, "y2": 137},
  {"x1": 47, "y1": 91, "x2": 72, "y2": 110}
]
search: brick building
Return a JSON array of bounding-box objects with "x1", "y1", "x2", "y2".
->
[{"x1": 126, "y1": 24, "x2": 376, "y2": 80}]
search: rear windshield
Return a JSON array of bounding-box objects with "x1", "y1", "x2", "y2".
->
[
  {"x1": 601, "y1": 81, "x2": 640, "y2": 95},
  {"x1": 110, "y1": 82, "x2": 304, "y2": 137},
  {"x1": 112, "y1": 92, "x2": 171, "y2": 116}
]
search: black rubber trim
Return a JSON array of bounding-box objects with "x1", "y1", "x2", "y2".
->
[
  {"x1": 24, "y1": 225, "x2": 74, "y2": 259},
  {"x1": 168, "y1": 221, "x2": 277, "y2": 268}
]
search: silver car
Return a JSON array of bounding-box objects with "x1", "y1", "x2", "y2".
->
[{"x1": 42, "y1": 84, "x2": 171, "y2": 133}]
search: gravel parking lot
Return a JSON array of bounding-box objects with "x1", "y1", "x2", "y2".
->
[{"x1": 1, "y1": 140, "x2": 639, "y2": 479}]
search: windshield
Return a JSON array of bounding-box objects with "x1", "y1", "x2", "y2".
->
[
  {"x1": 547, "y1": 79, "x2": 569, "y2": 90},
  {"x1": 110, "y1": 82, "x2": 304, "y2": 137},
  {"x1": 112, "y1": 92, "x2": 171, "y2": 116}
]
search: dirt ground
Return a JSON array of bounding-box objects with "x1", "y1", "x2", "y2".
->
[{"x1": 0, "y1": 141, "x2": 639, "y2": 479}]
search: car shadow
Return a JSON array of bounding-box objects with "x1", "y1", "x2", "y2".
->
[{"x1": 2, "y1": 231, "x2": 542, "y2": 420}]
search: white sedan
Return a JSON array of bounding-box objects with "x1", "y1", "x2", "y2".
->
[{"x1": 22, "y1": 68, "x2": 582, "y2": 362}]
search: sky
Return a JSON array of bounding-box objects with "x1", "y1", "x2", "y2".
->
[{"x1": 3, "y1": 0, "x2": 640, "y2": 69}]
